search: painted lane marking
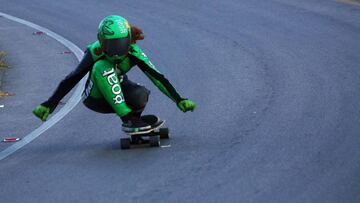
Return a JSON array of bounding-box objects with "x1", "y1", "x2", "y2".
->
[
  {"x1": 0, "y1": 12, "x2": 87, "y2": 161},
  {"x1": 337, "y1": 0, "x2": 360, "y2": 7}
]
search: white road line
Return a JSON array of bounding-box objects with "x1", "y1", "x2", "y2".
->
[{"x1": 0, "y1": 12, "x2": 86, "y2": 161}]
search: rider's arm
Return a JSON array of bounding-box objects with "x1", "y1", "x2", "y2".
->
[
  {"x1": 41, "y1": 49, "x2": 94, "y2": 113},
  {"x1": 129, "y1": 54, "x2": 185, "y2": 104}
]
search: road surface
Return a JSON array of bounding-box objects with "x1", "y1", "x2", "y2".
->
[{"x1": 1, "y1": 0, "x2": 360, "y2": 202}]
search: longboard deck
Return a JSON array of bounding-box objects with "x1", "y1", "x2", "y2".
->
[{"x1": 124, "y1": 120, "x2": 165, "y2": 136}]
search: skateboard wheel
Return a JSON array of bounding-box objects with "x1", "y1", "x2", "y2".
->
[
  {"x1": 149, "y1": 135, "x2": 160, "y2": 147},
  {"x1": 120, "y1": 138, "x2": 131, "y2": 150},
  {"x1": 159, "y1": 128, "x2": 169, "y2": 139}
]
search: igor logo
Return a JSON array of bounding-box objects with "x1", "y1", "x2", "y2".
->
[
  {"x1": 102, "y1": 68, "x2": 124, "y2": 105},
  {"x1": 100, "y1": 19, "x2": 115, "y2": 36}
]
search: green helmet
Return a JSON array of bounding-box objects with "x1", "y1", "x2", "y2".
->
[{"x1": 98, "y1": 15, "x2": 131, "y2": 59}]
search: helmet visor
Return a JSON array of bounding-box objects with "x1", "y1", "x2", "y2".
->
[{"x1": 103, "y1": 36, "x2": 131, "y2": 57}]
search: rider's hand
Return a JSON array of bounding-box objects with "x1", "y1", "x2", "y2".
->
[
  {"x1": 177, "y1": 99, "x2": 196, "y2": 112},
  {"x1": 32, "y1": 105, "x2": 50, "y2": 121}
]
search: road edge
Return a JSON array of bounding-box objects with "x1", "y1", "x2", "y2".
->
[{"x1": 0, "y1": 12, "x2": 87, "y2": 161}]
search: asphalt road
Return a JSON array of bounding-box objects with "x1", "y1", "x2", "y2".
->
[{"x1": 1, "y1": 0, "x2": 360, "y2": 202}]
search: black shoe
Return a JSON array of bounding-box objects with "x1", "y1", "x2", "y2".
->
[
  {"x1": 121, "y1": 114, "x2": 151, "y2": 133},
  {"x1": 141, "y1": 115, "x2": 161, "y2": 127}
]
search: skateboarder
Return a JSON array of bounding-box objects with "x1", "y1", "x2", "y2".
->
[{"x1": 33, "y1": 15, "x2": 196, "y2": 133}]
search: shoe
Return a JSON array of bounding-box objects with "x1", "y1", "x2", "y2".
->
[
  {"x1": 121, "y1": 113, "x2": 151, "y2": 133},
  {"x1": 141, "y1": 114, "x2": 161, "y2": 127}
]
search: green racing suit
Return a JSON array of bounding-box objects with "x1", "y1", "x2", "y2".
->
[{"x1": 41, "y1": 40, "x2": 185, "y2": 117}]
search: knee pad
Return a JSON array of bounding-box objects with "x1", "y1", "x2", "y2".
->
[{"x1": 124, "y1": 85, "x2": 150, "y2": 111}]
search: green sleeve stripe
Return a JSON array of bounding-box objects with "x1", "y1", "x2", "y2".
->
[
  {"x1": 144, "y1": 72, "x2": 176, "y2": 102},
  {"x1": 136, "y1": 59, "x2": 183, "y2": 103},
  {"x1": 129, "y1": 45, "x2": 183, "y2": 103}
]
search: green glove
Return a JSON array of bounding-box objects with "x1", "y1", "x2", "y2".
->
[
  {"x1": 177, "y1": 99, "x2": 196, "y2": 112},
  {"x1": 32, "y1": 105, "x2": 50, "y2": 121}
]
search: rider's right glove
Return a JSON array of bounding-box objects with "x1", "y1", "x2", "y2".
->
[
  {"x1": 32, "y1": 104, "x2": 50, "y2": 121},
  {"x1": 177, "y1": 99, "x2": 196, "y2": 113}
]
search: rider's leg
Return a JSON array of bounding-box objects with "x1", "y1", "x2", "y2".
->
[
  {"x1": 121, "y1": 78, "x2": 150, "y2": 117},
  {"x1": 82, "y1": 78, "x2": 115, "y2": 114},
  {"x1": 121, "y1": 79, "x2": 162, "y2": 127},
  {"x1": 82, "y1": 60, "x2": 130, "y2": 116},
  {"x1": 82, "y1": 60, "x2": 151, "y2": 131},
  {"x1": 83, "y1": 75, "x2": 150, "y2": 115}
]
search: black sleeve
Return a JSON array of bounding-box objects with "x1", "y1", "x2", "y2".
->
[
  {"x1": 41, "y1": 49, "x2": 94, "y2": 113},
  {"x1": 129, "y1": 55, "x2": 184, "y2": 104}
]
